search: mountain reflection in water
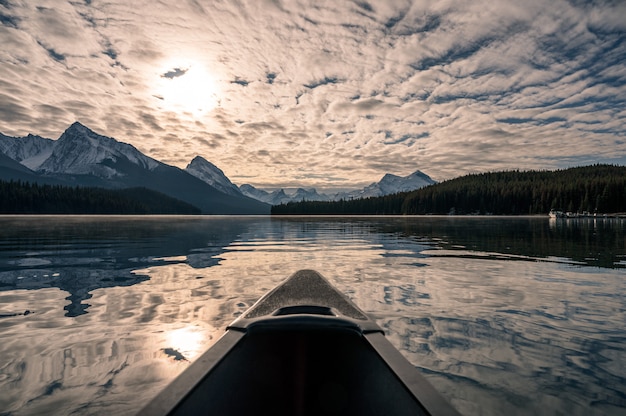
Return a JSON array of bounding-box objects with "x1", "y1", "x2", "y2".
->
[
  {"x1": 0, "y1": 215, "x2": 624, "y2": 415},
  {"x1": 0, "y1": 216, "x2": 249, "y2": 316}
]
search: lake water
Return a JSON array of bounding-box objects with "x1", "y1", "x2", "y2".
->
[{"x1": 0, "y1": 215, "x2": 624, "y2": 415}]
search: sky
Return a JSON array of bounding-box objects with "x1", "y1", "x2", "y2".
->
[{"x1": 1, "y1": 0, "x2": 625, "y2": 191}]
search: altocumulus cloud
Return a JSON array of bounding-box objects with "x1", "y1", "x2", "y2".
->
[{"x1": 0, "y1": 0, "x2": 624, "y2": 190}]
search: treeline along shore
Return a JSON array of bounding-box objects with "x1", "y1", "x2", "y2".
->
[
  {"x1": 1, "y1": 165, "x2": 624, "y2": 216},
  {"x1": 0, "y1": 180, "x2": 201, "y2": 215},
  {"x1": 271, "y1": 165, "x2": 626, "y2": 216}
]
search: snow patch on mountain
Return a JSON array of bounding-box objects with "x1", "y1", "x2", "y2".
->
[
  {"x1": 0, "y1": 133, "x2": 54, "y2": 169},
  {"x1": 22, "y1": 147, "x2": 54, "y2": 171},
  {"x1": 185, "y1": 156, "x2": 242, "y2": 196}
]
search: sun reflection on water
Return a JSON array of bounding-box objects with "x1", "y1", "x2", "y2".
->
[{"x1": 164, "y1": 326, "x2": 206, "y2": 361}]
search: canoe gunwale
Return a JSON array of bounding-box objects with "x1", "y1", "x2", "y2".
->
[
  {"x1": 365, "y1": 331, "x2": 461, "y2": 415},
  {"x1": 137, "y1": 330, "x2": 245, "y2": 416}
]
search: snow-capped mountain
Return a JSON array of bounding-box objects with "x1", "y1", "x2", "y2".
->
[
  {"x1": 0, "y1": 123, "x2": 269, "y2": 214},
  {"x1": 292, "y1": 188, "x2": 332, "y2": 202},
  {"x1": 239, "y1": 185, "x2": 293, "y2": 205},
  {"x1": 336, "y1": 170, "x2": 436, "y2": 200},
  {"x1": 37, "y1": 122, "x2": 159, "y2": 177},
  {"x1": 240, "y1": 184, "x2": 282, "y2": 205},
  {"x1": 378, "y1": 170, "x2": 436, "y2": 193},
  {"x1": 0, "y1": 132, "x2": 64, "y2": 184},
  {"x1": 0, "y1": 133, "x2": 54, "y2": 170},
  {"x1": 185, "y1": 156, "x2": 242, "y2": 197},
  {"x1": 240, "y1": 185, "x2": 331, "y2": 205},
  {"x1": 265, "y1": 189, "x2": 291, "y2": 205}
]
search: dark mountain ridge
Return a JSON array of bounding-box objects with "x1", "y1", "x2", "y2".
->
[{"x1": 0, "y1": 123, "x2": 269, "y2": 214}]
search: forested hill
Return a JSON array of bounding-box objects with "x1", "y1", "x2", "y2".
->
[
  {"x1": 271, "y1": 165, "x2": 626, "y2": 215},
  {"x1": 0, "y1": 180, "x2": 201, "y2": 215}
]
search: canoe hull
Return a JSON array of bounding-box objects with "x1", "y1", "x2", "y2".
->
[{"x1": 138, "y1": 270, "x2": 460, "y2": 416}]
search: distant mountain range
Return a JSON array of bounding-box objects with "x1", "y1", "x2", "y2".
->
[
  {"x1": 0, "y1": 122, "x2": 436, "y2": 213},
  {"x1": 239, "y1": 171, "x2": 436, "y2": 205}
]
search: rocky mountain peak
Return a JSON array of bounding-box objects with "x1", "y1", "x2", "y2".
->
[
  {"x1": 38, "y1": 122, "x2": 159, "y2": 174},
  {"x1": 185, "y1": 155, "x2": 242, "y2": 196}
]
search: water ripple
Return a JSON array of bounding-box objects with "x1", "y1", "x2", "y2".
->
[{"x1": 0, "y1": 216, "x2": 624, "y2": 415}]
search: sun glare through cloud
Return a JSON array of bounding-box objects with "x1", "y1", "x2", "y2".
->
[{"x1": 155, "y1": 62, "x2": 219, "y2": 116}]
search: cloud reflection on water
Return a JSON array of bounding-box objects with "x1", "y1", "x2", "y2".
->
[{"x1": 0, "y1": 216, "x2": 624, "y2": 415}]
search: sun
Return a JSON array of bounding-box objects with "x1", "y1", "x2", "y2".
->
[{"x1": 155, "y1": 63, "x2": 219, "y2": 115}]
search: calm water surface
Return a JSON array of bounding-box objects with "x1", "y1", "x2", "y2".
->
[{"x1": 0, "y1": 215, "x2": 624, "y2": 415}]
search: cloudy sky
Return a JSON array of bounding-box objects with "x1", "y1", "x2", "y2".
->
[{"x1": 1, "y1": 0, "x2": 625, "y2": 191}]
